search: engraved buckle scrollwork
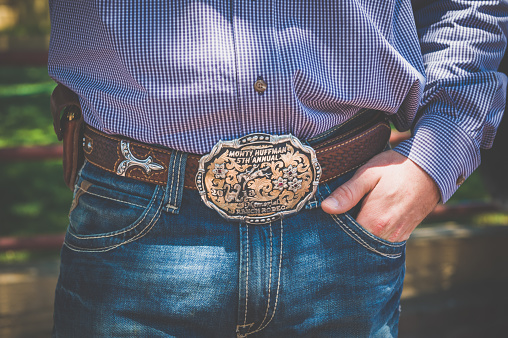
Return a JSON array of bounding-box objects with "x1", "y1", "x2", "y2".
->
[
  {"x1": 196, "y1": 133, "x2": 321, "y2": 224},
  {"x1": 117, "y1": 140, "x2": 164, "y2": 176}
]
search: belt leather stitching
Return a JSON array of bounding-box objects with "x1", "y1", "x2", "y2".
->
[
  {"x1": 316, "y1": 123, "x2": 390, "y2": 182},
  {"x1": 315, "y1": 120, "x2": 379, "y2": 149},
  {"x1": 83, "y1": 119, "x2": 391, "y2": 189}
]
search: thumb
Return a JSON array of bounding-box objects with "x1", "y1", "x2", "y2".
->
[{"x1": 321, "y1": 173, "x2": 375, "y2": 214}]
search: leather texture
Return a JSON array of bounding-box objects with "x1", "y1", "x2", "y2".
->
[
  {"x1": 51, "y1": 84, "x2": 81, "y2": 141},
  {"x1": 82, "y1": 119, "x2": 391, "y2": 190},
  {"x1": 51, "y1": 84, "x2": 84, "y2": 191},
  {"x1": 61, "y1": 108, "x2": 84, "y2": 190}
]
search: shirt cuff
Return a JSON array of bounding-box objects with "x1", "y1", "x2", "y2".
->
[{"x1": 393, "y1": 114, "x2": 481, "y2": 203}]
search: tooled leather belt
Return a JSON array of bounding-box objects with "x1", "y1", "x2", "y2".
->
[{"x1": 82, "y1": 113, "x2": 391, "y2": 190}]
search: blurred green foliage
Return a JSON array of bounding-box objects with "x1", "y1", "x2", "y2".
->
[
  {"x1": 0, "y1": 250, "x2": 60, "y2": 264},
  {"x1": 0, "y1": 67, "x2": 50, "y2": 85},
  {"x1": 0, "y1": 67, "x2": 57, "y2": 147},
  {"x1": 0, "y1": 160, "x2": 72, "y2": 237},
  {"x1": 0, "y1": 250, "x2": 30, "y2": 263},
  {"x1": 0, "y1": 0, "x2": 50, "y2": 37},
  {"x1": 0, "y1": 66, "x2": 70, "y2": 237},
  {"x1": 448, "y1": 171, "x2": 489, "y2": 204}
]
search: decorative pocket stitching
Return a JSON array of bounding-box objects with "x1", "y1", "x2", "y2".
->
[
  {"x1": 69, "y1": 180, "x2": 93, "y2": 215},
  {"x1": 75, "y1": 186, "x2": 147, "y2": 209},
  {"x1": 329, "y1": 213, "x2": 403, "y2": 259},
  {"x1": 64, "y1": 201, "x2": 163, "y2": 253},
  {"x1": 67, "y1": 185, "x2": 161, "y2": 240},
  {"x1": 322, "y1": 184, "x2": 405, "y2": 249},
  {"x1": 343, "y1": 213, "x2": 406, "y2": 248}
]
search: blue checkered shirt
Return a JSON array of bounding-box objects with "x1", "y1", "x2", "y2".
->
[{"x1": 48, "y1": 0, "x2": 508, "y2": 202}]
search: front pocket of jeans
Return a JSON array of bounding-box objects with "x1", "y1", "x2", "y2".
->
[
  {"x1": 328, "y1": 212, "x2": 406, "y2": 259},
  {"x1": 64, "y1": 176, "x2": 164, "y2": 252}
]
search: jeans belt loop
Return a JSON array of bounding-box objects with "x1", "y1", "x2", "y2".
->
[
  {"x1": 81, "y1": 110, "x2": 391, "y2": 209},
  {"x1": 163, "y1": 150, "x2": 188, "y2": 214}
]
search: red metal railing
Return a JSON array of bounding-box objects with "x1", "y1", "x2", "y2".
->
[
  {"x1": 0, "y1": 234, "x2": 65, "y2": 252},
  {"x1": 0, "y1": 144, "x2": 62, "y2": 161},
  {"x1": 0, "y1": 51, "x2": 48, "y2": 66}
]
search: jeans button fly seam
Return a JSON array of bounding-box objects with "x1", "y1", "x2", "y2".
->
[{"x1": 237, "y1": 220, "x2": 284, "y2": 337}]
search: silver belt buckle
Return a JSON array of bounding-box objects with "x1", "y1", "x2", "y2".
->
[{"x1": 196, "y1": 133, "x2": 321, "y2": 224}]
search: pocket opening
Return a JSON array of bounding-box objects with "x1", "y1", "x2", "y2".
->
[{"x1": 64, "y1": 163, "x2": 165, "y2": 252}]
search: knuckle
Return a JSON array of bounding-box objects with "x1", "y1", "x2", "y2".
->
[
  {"x1": 365, "y1": 217, "x2": 391, "y2": 237},
  {"x1": 334, "y1": 184, "x2": 356, "y2": 202}
]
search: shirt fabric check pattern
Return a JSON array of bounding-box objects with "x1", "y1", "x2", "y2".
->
[{"x1": 48, "y1": 0, "x2": 508, "y2": 202}]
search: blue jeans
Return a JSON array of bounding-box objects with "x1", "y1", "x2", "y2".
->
[{"x1": 54, "y1": 133, "x2": 406, "y2": 338}]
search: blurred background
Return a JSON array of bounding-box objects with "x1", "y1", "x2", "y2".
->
[{"x1": 0, "y1": 1, "x2": 508, "y2": 337}]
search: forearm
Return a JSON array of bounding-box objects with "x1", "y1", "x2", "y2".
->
[{"x1": 398, "y1": 0, "x2": 508, "y2": 202}]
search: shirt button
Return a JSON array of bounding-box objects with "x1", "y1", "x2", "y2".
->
[
  {"x1": 254, "y1": 77, "x2": 267, "y2": 94},
  {"x1": 456, "y1": 175, "x2": 466, "y2": 186}
]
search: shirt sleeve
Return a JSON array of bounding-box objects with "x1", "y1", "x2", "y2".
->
[{"x1": 394, "y1": 0, "x2": 508, "y2": 202}]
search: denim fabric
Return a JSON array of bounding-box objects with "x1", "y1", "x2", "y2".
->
[
  {"x1": 54, "y1": 166, "x2": 405, "y2": 337},
  {"x1": 54, "y1": 119, "x2": 406, "y2": 337}
]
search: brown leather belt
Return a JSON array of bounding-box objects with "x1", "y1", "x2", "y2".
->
[{"x1": 82, "y1": 116, "x2": 391, "y2": 190}]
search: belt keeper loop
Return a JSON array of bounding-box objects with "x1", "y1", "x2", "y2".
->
[{"x1": 163, "y1": 150, "x2": 188, "y2": 214}]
